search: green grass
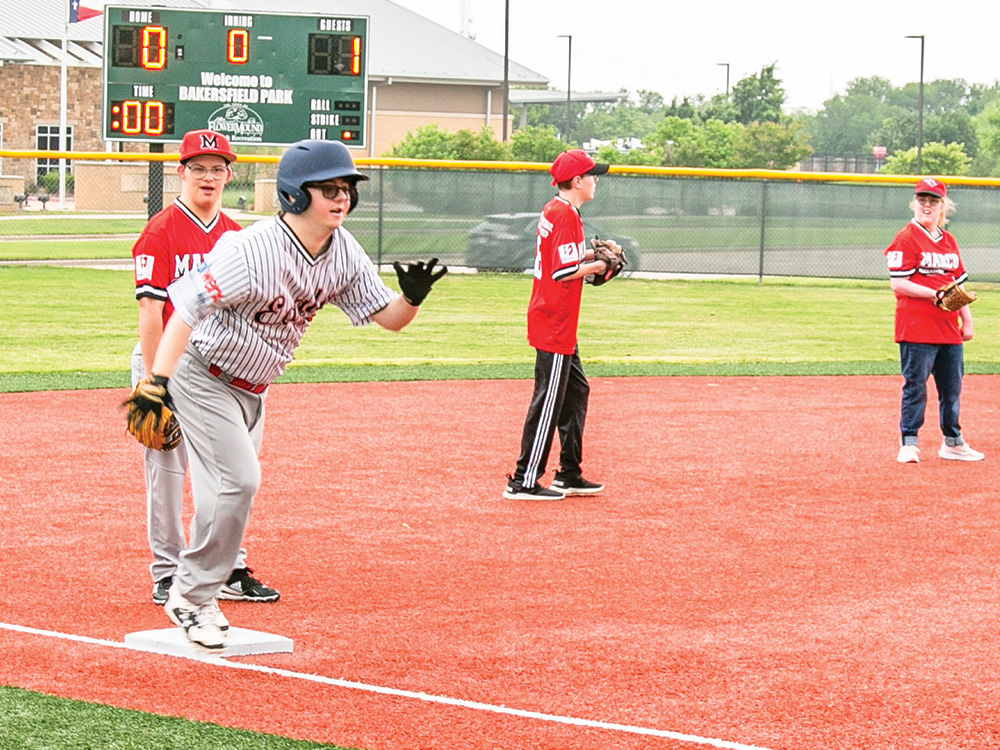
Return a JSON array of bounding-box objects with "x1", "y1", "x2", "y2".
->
[
  {"x1": 0, "y1": 686, "x2": 352, "y2": 750},
  {"x1": 4, "y1": 265, "x2": 1000, "y2": 392},
  {"x1": 0, "y1": 217, "x2": 149, "y2": 236}
]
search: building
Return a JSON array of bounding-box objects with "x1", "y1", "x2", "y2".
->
[{"x1": 0, "y1": 0, "x2": 549, "y2": 188}]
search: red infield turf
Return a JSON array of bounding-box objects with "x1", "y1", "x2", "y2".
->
[{"x1": 2, "y1": 375, "x2": 999, "y2": 750}]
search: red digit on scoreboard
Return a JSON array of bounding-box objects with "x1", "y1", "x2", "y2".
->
[
  {"x1": 140, "y1": 26, "x2": 167, "y2": 70},
  {"x1": 228, "y1": 29, "x2": 249, "y2": 64},
  {"x1": 145, "y1": 101, "x2": 166, "y2": 135},
  {"x1": 121, "y1": 100, "x2": 143, "y2": 133}
]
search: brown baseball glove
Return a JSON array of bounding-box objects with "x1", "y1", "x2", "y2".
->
[
  {"x1": 935, "y1": 281, "x2": 977, "y2": 312},
  {"x1": 589, "y1": 236, "x2": 627, "y2": 286},
  {"x1": 122, "y1": 376, "x2": 182, "y2": 451}
]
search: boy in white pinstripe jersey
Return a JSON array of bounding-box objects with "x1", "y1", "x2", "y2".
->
[
  {"x1": 135, "y1": 140, "x2": 446, "y2": 652},
  {"x1": 130, "y1": 129, "x2": 278, "y2": 607}
]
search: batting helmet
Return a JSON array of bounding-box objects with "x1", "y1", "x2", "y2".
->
[{"x1": 276, "y1": 140, "x2": 369, "y2": 214}]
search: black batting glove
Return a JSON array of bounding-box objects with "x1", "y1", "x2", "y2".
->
[{"x1": 392, "y1": 257, "x2": 448, "y2": 306}]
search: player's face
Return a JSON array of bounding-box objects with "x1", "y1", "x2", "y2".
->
[
  {"x1": 303, "y1": 179, "x2": 353, "y2": 230},
  {"x1": 178, "y1": 155, "x2": 231, "y2": 209},
  {"x1": 575, "y1": 173, "x2": 599, "y2": 203},
  {"x1": 913, "y1": 193, "x2": 943, "y2": 230}
]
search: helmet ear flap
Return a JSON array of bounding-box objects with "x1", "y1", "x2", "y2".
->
[
  {"x1": 348, "y1": 183, "x2": 359, "y2": 213},
  {"x1": 278, "y1": 184, "x2": 310, "y2": 214}
]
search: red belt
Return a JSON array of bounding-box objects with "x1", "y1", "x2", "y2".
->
[{"x1": 208, "y1": 364, "x2": 268, "y2": 394}]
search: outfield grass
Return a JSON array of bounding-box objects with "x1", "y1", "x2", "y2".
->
[
  {"x1": 0, "y1": 686, "x2": 350, "y2": 750},
  {"x1": 3, "y1": 265, "x2": 1000, "y2": 393}
]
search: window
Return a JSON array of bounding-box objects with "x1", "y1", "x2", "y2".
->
[{"x1": 35, "y1": 124, "x2": 73, "y2": 182}]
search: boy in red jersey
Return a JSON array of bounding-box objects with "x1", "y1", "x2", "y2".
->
[
  {"x1": 504, "y1": 149, "x2": 618, "y2": 500},
  {"x1": 884, "y1": 177, "x2": 983, "y2": 464},
  {"x1": 131, "y1": 129, "x2": 279, "y2": 606}
]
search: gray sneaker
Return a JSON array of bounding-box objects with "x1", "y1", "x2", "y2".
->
[{"x1": 165, "y1": 587, "x2": 227, "y2": 653}]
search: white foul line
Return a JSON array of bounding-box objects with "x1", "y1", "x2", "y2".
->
[{"x1": 1, "y1": 622, "x2": 780, "y2": 750}]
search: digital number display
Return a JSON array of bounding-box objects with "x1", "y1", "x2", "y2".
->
[
  {"x1": 102, "y1": 7, "x2": 369, "y2": 146},
  {"x1": 109, "y1": 99, "x2": 176, "y2": 135},
  {"x1": 111, "y1": 24, "x2": 168, "y2": 69},
  {"x1": 307, "y1": 34, "x2": 362, "y2": 76}
]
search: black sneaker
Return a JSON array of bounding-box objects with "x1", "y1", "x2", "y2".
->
[
  {"x1": 552, "y1": 475, "x2": 604, "y2": 496},
  {"x1": 503, "y1": 475, "x2": 563, "y2": 501},
  {"x1": 152, "y1": 576, "x2": 173, "y2": 605},
  {"x1": 220, "y1": 568, "x2": 280, "y2": 602}
]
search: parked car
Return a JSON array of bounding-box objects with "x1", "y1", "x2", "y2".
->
[{"x1": 465, "y1": 212, "x2": 640, "y2": 273}]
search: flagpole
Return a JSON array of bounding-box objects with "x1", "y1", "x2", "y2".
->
[{"x1": 59, "y1": 3, "x2": 70, "y2": 209}]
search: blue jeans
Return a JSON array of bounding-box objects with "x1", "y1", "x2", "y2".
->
[{"x1": 898, "y1": 342, "x2": 964, "y2": 446}]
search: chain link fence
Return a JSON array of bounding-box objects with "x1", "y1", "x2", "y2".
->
[{"x1": 3, "y1": 152, "x2": 1000, "y2": 282}]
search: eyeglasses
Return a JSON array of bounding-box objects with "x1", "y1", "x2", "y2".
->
[
  {"x1": 307, "y1": 183, "x2": 352, "y2": 201},
  {"x1": 185, "y1": 165, "x2": 230, "y2": 179},
  {"x1": 916, "y1": 195, "x2": 942, "y2": 205}
]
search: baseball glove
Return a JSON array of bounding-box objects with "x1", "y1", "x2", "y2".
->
[
  {"x1": 588, "y1": 237, "x2": 627, "y2": 286},
  {"x1": 122, "y1": 376, "x2": 182, "y2": 451},
  {"x1": 935, "y1": 281, "x2": 977, "y2": 312}
]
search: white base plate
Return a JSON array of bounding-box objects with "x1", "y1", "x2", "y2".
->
[{"x1": 124, "y1": 627, "x2": 293, "y2": 659}]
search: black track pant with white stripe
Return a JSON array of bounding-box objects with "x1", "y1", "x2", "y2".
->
[{"x1": 513, "y1": 346, "x2": 589, "y2": 488}]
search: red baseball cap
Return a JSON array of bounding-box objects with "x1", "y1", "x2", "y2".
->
[
  {"x1": 179, "y1": 129, "x2": 237, "y2": 163},
  {"x1": 549, "y1": 148, "x2": 609, "y2": 186},
  {"x1": 914, "y1": 177, "x2": 946, "y2": 198}
]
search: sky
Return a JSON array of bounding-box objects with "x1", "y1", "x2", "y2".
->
[{"x1": 390, "y1": 0, "x2": 1000, "y2": 113}]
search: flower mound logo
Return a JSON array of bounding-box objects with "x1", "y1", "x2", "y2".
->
[{"x1": 207, "y1": 106, "x2": 265, "y2": 143}]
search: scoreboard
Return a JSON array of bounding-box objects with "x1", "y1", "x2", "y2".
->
[{"x1": 101, "y1": 7, "x2": 369, "y2": 147}]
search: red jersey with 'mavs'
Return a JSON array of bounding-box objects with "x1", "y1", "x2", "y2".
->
[
  {"x1": 132, "y1": 198, "x2": 242, "y2": 326},
  {"x1": 884, "y1": 219, "x2": 967, "y2": 344},
  {"x1": 526, "y1": 195, "x2": 587, "y2": 355}
]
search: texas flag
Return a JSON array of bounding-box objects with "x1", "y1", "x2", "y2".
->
[{"x1": 69, "y1": 0, "x2": 102, "y2": 23}]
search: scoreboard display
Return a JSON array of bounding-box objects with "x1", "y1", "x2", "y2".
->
[{"x1": 101, "y1": 7, "x2": 369, "y2": 147}]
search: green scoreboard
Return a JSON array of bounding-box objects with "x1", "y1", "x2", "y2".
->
[{"x1": 101, "y1": 6, "x2": 369, "y2": 147}]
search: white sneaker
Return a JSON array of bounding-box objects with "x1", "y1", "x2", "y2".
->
[
  {"x1": 165, "y1": 586, "x2": 227, "y2": 653},
  {"x1": 938, "y1": 442, "x2": 985, "y2": 462},
  {"x1": 897, "y1": 444, "x2": 920, "y2": 463},
  {"x1": 206, "y1": 599, "x2": 230, "y2": 631}
]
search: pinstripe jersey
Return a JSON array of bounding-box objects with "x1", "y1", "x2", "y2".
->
[{"x1": 166, "y1": 214, "x2": 397, "y2": 385}]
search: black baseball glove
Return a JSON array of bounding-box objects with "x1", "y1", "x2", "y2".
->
[{"x1": 393, "y1": 257, "x2": 448, "y2": 305}]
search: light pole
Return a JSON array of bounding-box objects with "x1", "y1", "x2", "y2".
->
[
  {"x1": 905, "y1": 35, "x2": 925, "y2": 175},
  {"x1": 501, "y1": 0, "x2": 509, "y2": 140},
  {"x1": 558, "y1": 34, "x2": 572, "y2": 142},
  {"x1": 717, "y1": 62, "x2": 730, "y2": 96}
]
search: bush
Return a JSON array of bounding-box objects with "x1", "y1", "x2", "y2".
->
[{"x1": 36, "y1": 171, "x2": 74, "y2": 195}]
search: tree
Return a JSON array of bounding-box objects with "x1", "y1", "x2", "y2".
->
[
  {"x1": 808, "y1": 77, "x2": 897, "y2": 154},
  {"x1": 972, "y1": 98, "x2": 1000, "y2": 175},
  {"x1": 881, "y1": 141, "x2": 971, "y2": 175},
  {"x1": 731, "y1": 64, "x2": 785, "y2": 125},
  {"x1": 387, "y1": 125, "x2": 512, "y2": 160},
  {"x1": 451, "y1": 127, "x2": 512, "y2": 160},
  {"x1": 730, "y1": 120, "x2": 812, "y2": 169},
  {"x1": 647, "y1": 117, "x2": 741, "y2": 168},
  {"x1": 509, "y1": 125, "x2": 570, "y2": 163},
  {"x1": 593, "y1": 144, "x2": 663, "y2": 166},
  {"x1": 387, "y1": 124, "x2": 460, "y2": 159},
  {"x1": 697, "y1": 93, "x2": 740, "y2": 124}
]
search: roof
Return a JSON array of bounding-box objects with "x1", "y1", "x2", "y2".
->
[
  {"x1": 509, "y1": 90, "x2": 628, "y2": 105},
  {"x1": 0, "y1": 0, "x2": 549, "y2": 86}
]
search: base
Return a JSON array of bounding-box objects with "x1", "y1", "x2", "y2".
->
[{"x1": 124, "y1": 626, "x2": 293, "y2": 659}]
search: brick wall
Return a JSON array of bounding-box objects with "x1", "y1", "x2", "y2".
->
[{"x1": 0, "y1": 62, "x2": 107, "y2": 186}]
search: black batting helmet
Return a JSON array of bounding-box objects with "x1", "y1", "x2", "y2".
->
[{"x1": 276, "y1": 140, "x2": 369, "y2": 214}]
